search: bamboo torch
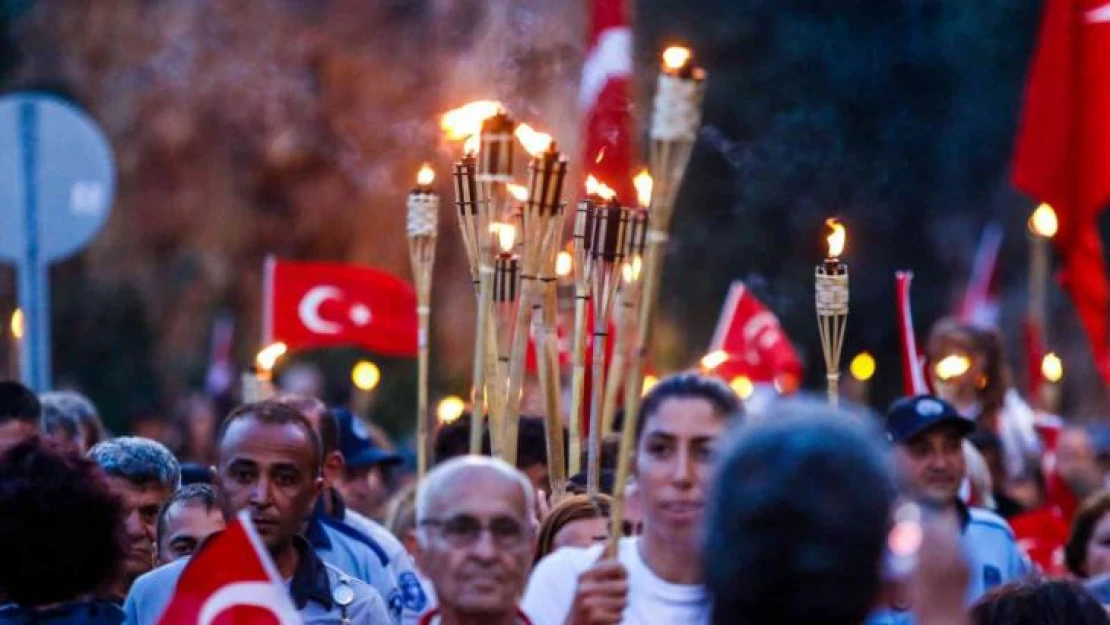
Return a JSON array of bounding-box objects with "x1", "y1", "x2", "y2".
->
[
  {"x1": 407, "y1": 163, "x2": 439, "y2": 477},
  {"x1": 443, "y1": 101, "x2": 505, "y2": 455},
  {"x1": 492, "y1": 224, "x2": 521, "y2": 441},
  {"x1": 503, "y1": 128, "x2": 567, "y2": 465},
  {"x1": 537, "y1": 246, "x2": 569, "y2": 501},
  {"x1": 567, "y1": 180, "x2": 610, "y2": 476},
  {"x1": 626, "y1": 46, "x2": 707, "y2": 426},
  {"x1": 243, "y1": 342, "x2": 287, "y2": 403},
  {"x1": 587, "y1": 200, "x2": 629, "y2": 495},
  {"x1": 1027, "y1": 203, "x2": 1056, "y2": 406},
  {"x1": 603, "y1": 173, "x2": 651, "y2": 436},
  {"x1": 816, "y1": 219, "x2": 849, "y2": 407}
]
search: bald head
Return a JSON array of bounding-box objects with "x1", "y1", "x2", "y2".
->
[
  {"x1": 417, "y1": 456, "x2": 535, "y2": 528},
  {"x1": 415, "y1": 456, "x2": 537, "y2": 619}
]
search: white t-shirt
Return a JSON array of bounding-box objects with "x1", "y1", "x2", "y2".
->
[{"x1": 522, "y1": 537, "x2": 710, "y2": 625}]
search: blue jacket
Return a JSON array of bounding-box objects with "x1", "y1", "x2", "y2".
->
[{"x1": 867, "y1": 502, "x2": 1032, "y2": 625}]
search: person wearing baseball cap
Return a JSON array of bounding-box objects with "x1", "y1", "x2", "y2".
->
[
  {"x1": 886, "y1": 395, "x2": 1031, "y2": 605},
  {"x1": 335, "y1": 407, "x2": 403, "y2": 522}
]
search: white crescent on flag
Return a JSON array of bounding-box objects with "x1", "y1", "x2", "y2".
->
[
  {"x1": 579, "y1": 27, "x2": 633, "y2": 109},
  {"x1": 298, "y1": 286, "x2": 343, "y2": 335},
  {"x1": 198, "y1": 582, "x2": 299, "y2": 625},
  {"x1": 1089, "y1": 2, "x2": 1110, "y2": 22}
]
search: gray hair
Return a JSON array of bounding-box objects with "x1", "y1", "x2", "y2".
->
[
  {"x1": 40, "y1": 391, "x2": 106, "y2": 447},
  {"x1": 88, "y1": 436, "x2": 181, "y2": 491},
  {"x1": 415, "y1": 456, "x2": 535, "y2": 545}
]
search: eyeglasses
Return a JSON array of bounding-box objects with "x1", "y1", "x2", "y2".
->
[{"x1": 419, "y1": 514, "x2": 529, "y2": 549}]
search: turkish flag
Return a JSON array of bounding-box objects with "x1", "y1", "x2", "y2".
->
[
  {"x1": 158, "y1": 511, "x2": 300, "y2": 624},
  {"x1": 581, "y1": 0, "x2": 635, "y2": 203},
  {"x1": 265, "y1": 259, "x2": 417, "y2": 357},
  {"x1": 1012, "y1": 0, "x2": 1110, "y2": 383},
  {"x1": 707, "y1": 282, "x2": 803, "y2": 387},
  {"x1": 896, "y1": 272, "x2": 930, "y2": 396}
]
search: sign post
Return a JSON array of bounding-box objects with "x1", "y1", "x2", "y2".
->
[{"x1": 0, "y1": 93, "x2": 115, "y2": 390}]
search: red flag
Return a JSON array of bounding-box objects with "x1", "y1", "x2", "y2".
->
[
  {"x1": 707, "y1": 282, "x2": 803, "y2": 387},
  {"x1": 581, "y1": 0, "x2": 635, "y2": 203},
  {"x1": 158, "y1": 511, "x2": 300, "y2": 624},
  {"x1": 265, "y1": 259, "x2": 417, "y2": 357},
  {"x1": 1012, "y1": 0, "x2": 1110, "y2": 383},
  {"x1": 896, "y1": 272, "x2": 929, "y2": 396}
]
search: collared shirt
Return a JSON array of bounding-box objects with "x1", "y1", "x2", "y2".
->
[
  {"x1": 865, "y1": 501, "x2": 1032, "y2": 625},
  {"x1": 0, "y1": 600, "x2": 123, "y2": 624},
  {"x1": 123, "y1": 535, "x2": 391, "y2": 624},
  {"x1": 320, "y1": 490, "x2": 434, "y2": 624},
  {"x1": 307, "y1": 506, "x2": 402, "y2": 622}
]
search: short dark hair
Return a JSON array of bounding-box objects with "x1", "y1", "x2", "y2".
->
[
  {"x1": 0, "y1": 381, "x2": 40, "y2": 426},
  {"x1": 518, "y1": 415, "x2": 564, "y2": 470},
  {"x1": 704, "y1": 401, "x2": 894, "y2": 625},
  {"x1": 636, "y1": 372, "x2": 742, "y2": 441},
  {"x1": 1067, "y1": 490, "x2": 1110, "y2": 577},
  {"x1": 88, "y1": 436, "x2": 181, "y2": 491},
  {"x1": 432, "y1": 413, "x2": 491, "y2": 465},
  {"x1": 157, "y1": 484, "x2": 219, "y2": 550},
  {"x1": 217, "y1": 400, "x2": 322, "y2": 476},
  {"x1": 274, "y1": 394, "x2": 337, "y2": 455},
  {"x1": 971, "y1": 579, "x2": 1108, "y2": 625},
  {"x1": 0, "y1": 436, "x2": 126, "y2": 606}
]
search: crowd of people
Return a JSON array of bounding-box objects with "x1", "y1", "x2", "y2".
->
[{"x1": 2, "y1": 319, "x2": 1110, "y2": 624}]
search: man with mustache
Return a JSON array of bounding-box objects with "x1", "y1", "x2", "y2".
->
[
  {"x1": 887, "y1": 395, "x2": 1030, "y2": 604},
  {"x1": 123, "y1": 401, "x2": 391, "y2": 623},
  {"x1": 88, "y1": 437, "x2": 180, "y2": 602},
  {"x1": 415, "y1": 456, "x2": 537, "y2": 625}
]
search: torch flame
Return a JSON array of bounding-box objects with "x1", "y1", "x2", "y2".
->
[
  {"x1": 825, "y1": 219, "x2": 846, "y2": 259},
  {"x1": 585, "y1": 175, "x2": 617, "y2": 201},
  {"x1": 506, "y1": 183, "x2": 529, "y2": 202},
  {"x1": 1028, "y1": 203, "x2": 1058, "y2": 239},
  {"x1": 441, "y1": 100, "x2": 502, "y2": 140},
  {"x1": 700, "y1": 350, "x2": 729, "y2": 370},
  {"x1": 491, "y1": 223, "x2": 517, "y2": 252},
  {"x1": 634, "y1": 169, "x2": 653, "y2": 208},
  {"x1": 934, "y1": 354, "x2": 971, "y2": 381},
  {"x1": 463, "y1": 135, "x2": 479, "y2": 156},
  {"x1": 416, "y1": 164, "x2": 435, "y2": 186},
  {"x1": 10, "y1": 309, "x2": 23, "y2": 341},
  {"x1": 662, "y1": 46, "x2": 692, "y2": 71},
  {"x1": 556, "y1": 251, "x2": 573, "y2": 277},
  {"x1": 256, "y1": 342, "x2": 288, "y2": 373},
  {"x1": 1042, "y1": 353, "x2": 1063, "y2": 383},
  {"x1": 622, "y1": 256, "x2": 643, "y2": 283},
  {"x1": 437, "y1": 396, "x2": 465, "y2": 424},
  {"x1": 514, "y1": 123, "x2": 554, "y2": 156},
  {"x1": 730, "y1": 376, "x2": 755, "y2": 400}
]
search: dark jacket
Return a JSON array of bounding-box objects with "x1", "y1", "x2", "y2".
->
[{"x1": 0, "y1": 600, "x2": 124, "y2": 624}]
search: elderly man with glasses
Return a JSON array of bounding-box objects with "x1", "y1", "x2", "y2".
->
[{"x1": 414, "y1": 456, "x2": 537, "y2": 625}]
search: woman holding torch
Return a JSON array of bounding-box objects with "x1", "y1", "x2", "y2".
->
[{"x1": 523, "y1": 373, "x2": 740, "y2": 625}]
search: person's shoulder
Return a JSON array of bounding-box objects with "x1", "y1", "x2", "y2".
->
[
  {"x1": 344, "y1": 510, "x2": 407, "y2": 559},
  {"x1": 130, "y1": 558, "x2": 188, "y2": 597},
  {"x1": 321, "y1": 514, "x2": 391, "y2": 567},
  {"x1": 968, "y1": 506, "x2": 1018, "y2": 540},
  {"x1": 533, "y1": 542, "x2": 605, "y2": 577}
]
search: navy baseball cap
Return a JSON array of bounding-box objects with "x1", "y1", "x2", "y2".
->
[
  {"x1": 334, "y1": 408, "x2": 403, "y2": 469},
  {"x1": 885, "y1": 395, "x2": 975, "y2": 444}
]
